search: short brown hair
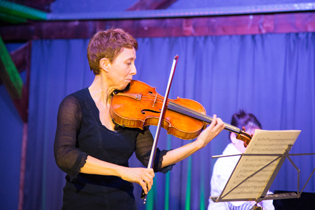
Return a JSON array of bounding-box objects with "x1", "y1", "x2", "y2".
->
[{"x1": 87, "y1": 28, "x2": 138, "y2": 75}]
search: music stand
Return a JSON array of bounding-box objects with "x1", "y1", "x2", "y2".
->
[{"x1": 210, "y1": 130, "x2": 315, "y2": 209}]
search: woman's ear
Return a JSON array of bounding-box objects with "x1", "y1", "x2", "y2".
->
[{"x1": 99, "y1": 58, "x2": 110, "y2": 72}]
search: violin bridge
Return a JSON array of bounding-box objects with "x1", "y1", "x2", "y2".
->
[{"x1": 153, "y1": 93, "x2": 158, "y2": 107}]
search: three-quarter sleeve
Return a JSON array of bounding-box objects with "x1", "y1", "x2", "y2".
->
[
  {"x1": 54, "y1": 95, "x2": 88, "y2": 180},
  {"x1": 135, "y1": 127, "x2": 174, "y2": 173}
]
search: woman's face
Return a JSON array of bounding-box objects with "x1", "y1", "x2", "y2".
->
[{"x1": 107, "y1": 47, "x2": 137, "y2": 90}]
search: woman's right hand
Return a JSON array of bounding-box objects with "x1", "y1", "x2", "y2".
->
[
  {"x1": 119, "y1": 167, "x2": 155, "y2": 194},
  {"x1": 80, "y1": 156, "x2": 155, "y2": 194}
]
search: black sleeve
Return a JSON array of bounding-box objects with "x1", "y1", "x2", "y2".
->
[
  {"x1": 135, "y1": 127, "x2": 174, "y2": 173},
  {"x1": 54, "y1": 95, "x2": 88, "y2": 180}
]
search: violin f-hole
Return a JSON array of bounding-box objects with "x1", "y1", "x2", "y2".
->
[{"x1": 141, "y1": 109, "x2": 161, "y2": 114}]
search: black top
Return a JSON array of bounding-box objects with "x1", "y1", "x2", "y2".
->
[{"x1": 54, "y1": 88, "x2": 172, "y2": 210}]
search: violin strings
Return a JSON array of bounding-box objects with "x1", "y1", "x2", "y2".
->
[
  {"x1": 139, "y1": 95, "x2": 240, "y2": 133},
  {"x1": 168, "y1": 101, "x2": 240, "y2": 133}
]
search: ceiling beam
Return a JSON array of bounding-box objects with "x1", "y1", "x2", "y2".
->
[
  {"x1": 127, "y1": 0, "x2": 178, "y2": 11},
  {"x1": 45, "y1": 3, "x2": 315, "y2": 21},
  {"x1": 1, "y1": 12, "x2": 315, "y2": 42}
]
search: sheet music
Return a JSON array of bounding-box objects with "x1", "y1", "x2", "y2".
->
[{"x1": 220, "y1": 130, "x2": 301, "y2": 200}]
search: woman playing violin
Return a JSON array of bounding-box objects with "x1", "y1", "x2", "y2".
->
[{"x1": 54, "y1": 28, "x2": 225, "y2": 210}]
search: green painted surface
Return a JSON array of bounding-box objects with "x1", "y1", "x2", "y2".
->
[
  {"x1": 0, "y1": 36, "x2": 23, "y2": 98},
  {"x1": 0, "y1": 11, "x2": 26, "y2": 23},
  {"x1": 0, "y1": 0, "x2": 46, "y2": 21}
]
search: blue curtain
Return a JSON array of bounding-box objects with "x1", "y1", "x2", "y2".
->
[
  {"x1": 24, "y1": 33, "x2": 315, "y2": 210},
  {"x1": 0, "y1": 44, "x2": 25, "y2": 210}
]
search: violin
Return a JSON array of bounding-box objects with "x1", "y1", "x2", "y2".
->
[{"x1": 110, "y1": 80, "x2": 252, "y2": 147}]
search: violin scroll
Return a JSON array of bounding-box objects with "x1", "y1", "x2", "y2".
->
[{"x1": 236, "y1": 126, "x2": 252, "y2": 147}]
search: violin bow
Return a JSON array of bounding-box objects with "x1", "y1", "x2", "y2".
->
[{"x1": 141, "y1": 55, "x2": 179, "y2": 204}]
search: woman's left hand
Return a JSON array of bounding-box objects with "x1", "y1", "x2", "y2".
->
[
  {"x1": 194, "y1": 114, "x2": 225, "y2": 149},
  {"x1": 160, "y1": 114, "x2": 225, "y2": 168}
]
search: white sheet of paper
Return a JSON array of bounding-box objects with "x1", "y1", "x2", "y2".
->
[{"x1": 220, "y1": 130, "x2": 301, "y2": 200}]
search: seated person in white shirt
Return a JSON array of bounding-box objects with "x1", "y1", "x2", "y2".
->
[{"x1": 208, "y1": 109, "x2": 275, "y2": 210}]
